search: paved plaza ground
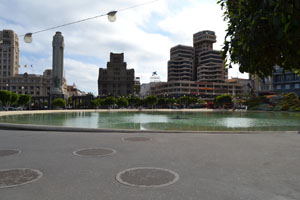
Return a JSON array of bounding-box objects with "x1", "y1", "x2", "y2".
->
[{"x1": 0, "y1": 128, "x2": 300, "y2": 200}]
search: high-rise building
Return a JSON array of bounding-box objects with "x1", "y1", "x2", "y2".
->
[
  {"x1": 168, "y1": 45, "x2": 194, "y2": 82},
  {"x1": 0, "y1": 30, "x2": 19, "y2": 78},
  {"x1": 193, "y1": 30, "x2": 227, "y2": 82},
  {"x1": 151, "y1": 30, "x2": 245, "y2": 100},
  {"x1": 193, "y1": 30, "x2": 216, "y2": 80},
  {"x1": 197, "y1": 50, "x2": 228, "y2": 83},
  {"x1": 98, "y1": 53, "x2": 135, "y2": 97}
]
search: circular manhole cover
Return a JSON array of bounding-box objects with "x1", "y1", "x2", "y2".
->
[
  {"x1": 116, "y1": 167, "x2": 179, "y2": 187},
  {"x1": 0, "y1": 149, "x2": 21, "y2": 157},
  {"x1": 0, "y1": 168, "x2": 42, "y2": 189},
  {"x1": 123, "y1": 137, "x2": 151, "y2": 142},
  {"x1": 73, "y1": 148, "x2": 116, "y2": 157}
]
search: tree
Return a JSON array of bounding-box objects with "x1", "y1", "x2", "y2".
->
[
  {"x1": 179, "y1": 96, "x2": 191, "y2": 108},
  {"x1": 0, "y1": 90, "x2": 19, "y2": 110},
  {"x1": 145, "y1": 95, "x2": 158, "y2": 109},
  {"x1": 116, "y1": 97, "x2": 128, "y2": 108},
  {"x1": 52, "y1": 98, "x2": 66, "y2": 108},
  {"x1": 103, "y1": 96, "x2": 116, "y2": 108},
  {"x1": 189, "y1": 97, "x2": 198, "y2": 105},
  {"x1": 218, "y1": 0, "x2": 300, "y2": 77},
  {"x1": 91, "y1": 98, "x2": 103, "y2": 109},
  {"x1": 128, "y1": 95, "x2": 139, "y2": 108},
  {"x1": 215, "y1": 94, "x2": 232, "y2": 109},
  {"x1": 17, "y1": 94, "x2": 31, "y2": 108},
  {"x1": 157, "y1": 97, "x2": 168, "y2": 108},
  {"x1": 166, "y1": 98, "x2": 177, "y2": 109}
]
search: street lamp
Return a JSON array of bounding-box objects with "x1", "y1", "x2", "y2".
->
[
  {"x1": 24, "y1": 33, "x2": 33, "y2": 43},
  {"x1": 107, "y1": 11, "x2": 117, "y2": 22}
]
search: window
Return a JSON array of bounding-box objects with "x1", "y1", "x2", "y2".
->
[
  {"x1": 295, "y1": 84, "x2": 300, "y2": 89},
  {"x1": 276, "y1": 85, "x2": 281, "y2": 90},
  {"x1": 285, "y1": 84, "x2": 290, "y2": 89}
]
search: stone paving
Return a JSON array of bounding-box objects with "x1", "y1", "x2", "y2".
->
[{"x1": 0, "y1": 129, "x2": 300, "y2": 200}]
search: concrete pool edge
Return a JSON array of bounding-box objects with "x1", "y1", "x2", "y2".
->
[{"x1": 0, "y1": 122, "x2": 298, "y2": 135}]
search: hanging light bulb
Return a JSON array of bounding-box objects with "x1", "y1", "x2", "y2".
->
[
  {"x1": 107, "y1": 11, "x2": 117, "y2": 22},
  {"x1": 24, "y1": 33, "x2": 33, "y2": 43}
]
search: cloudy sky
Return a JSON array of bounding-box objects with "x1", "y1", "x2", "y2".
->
[{"x1": 1, "y1": 0, "x2": 248, "y2": 95}]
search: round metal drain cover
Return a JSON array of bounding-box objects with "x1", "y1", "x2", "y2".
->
[
  {"x1": 0, "y1": 168, "x2": 42, "y2": 189},
  {"x1": 0, "y1": 149, "x2": 21, "y2": 157},
  {"x1": 123, "y1": 137, "x2": 151, "y2": 142},
  {"x1": 116, "y1": 167, "x2": 179, "y2": 187},
  {"x1": 73, "y1": 148, "x2": 116, "y2": 157}
]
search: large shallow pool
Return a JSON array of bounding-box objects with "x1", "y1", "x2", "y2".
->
[{"x1": 1, "y1": 111, "x2": 300, "y2": 131}]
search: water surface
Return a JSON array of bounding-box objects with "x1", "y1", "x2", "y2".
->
[{"x1": 1, "y1": 111, "x2": 300, "y2": 131}]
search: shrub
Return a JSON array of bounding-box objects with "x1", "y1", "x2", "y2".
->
[
  {"x1": 280, "y1": 93, "x2": 300, "y2": 111},
  {"x1": 246, "y1": 96, "x2": 266, "y2": 108},
  {"x1": 116, "y1": 97, "x2": 128, "y2": 108},
  {"x1": 52, "y1": 98, "x2": 66, "y2": 108},
  {"x1": 215, "y1": 94, "x2": 232, "y2": 108}
]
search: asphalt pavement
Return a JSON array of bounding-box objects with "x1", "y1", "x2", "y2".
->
[{"x1": 0, "y1": 129, "x2": 300, "y2": 200}]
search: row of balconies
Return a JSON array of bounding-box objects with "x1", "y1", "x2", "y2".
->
[
  {"x1": 168, "y1": 66, "x2": 192, "y2": 71},
  {"x1": 197, "y1": 68, "x2": 223, "y2": 72}
]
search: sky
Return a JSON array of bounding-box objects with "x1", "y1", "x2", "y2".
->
[{"x1": 1, "y1": 0, "x2": 248, "y2": 95}]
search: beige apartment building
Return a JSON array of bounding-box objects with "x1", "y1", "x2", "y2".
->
[
  {"x1": 168, "y1": 45, "x2": 194, "y2": 82},
  {"x1": 194, "y1": 30, "x2": 228, "y2": 82},
  {"x1": 197, "y1": 50, "x2": 228, "y2": 83}
]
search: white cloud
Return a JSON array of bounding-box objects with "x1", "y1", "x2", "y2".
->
[{"x1": 64, "y1": 59, "x2": 99, "y2": 94}]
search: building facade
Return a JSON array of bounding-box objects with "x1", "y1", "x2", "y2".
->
[
  {"x1": 151, "y1": 80, "x2": 243, "y2": 101},
  {"x1": 197, "y1": 50, "x2": 227, "y2": 83},
  {"x1": 149, "y1": 30, "x2": 244, "y2": 100},
  {"x1": 193, "y1": 30, "x2": 216, "y2": 81},
  {"x1": 0, "y1": 30, "x2": 19, "y2": 78},
  {"x1": 168, "y1": 45, "x2": 194, "y2": 82},
  {"x1": 98, "y1": 53, "x2": 135, "y2": 97},
  {"x1": 226, "y1": 78, "x2": 251, "y2": 95},
  {"x1": 272, "y1": 67, "x2": 300, "y2": 96},
  {"x1": 67, "y1": 83, "x2": 86, "y2": 97},
  {"x1": 0, "y1": 30, "x2": 67, "y2": 97},
  {"x1": 250, "y1": 66, "x2": 300, "y2": 96}
]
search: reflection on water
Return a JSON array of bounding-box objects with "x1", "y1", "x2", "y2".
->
[
  {"x1": 1, "y1": 111, "x2": 300, "y2": 131},
  {"x1": 218, "y1": 117, "x2": 256, "y2": 128}
]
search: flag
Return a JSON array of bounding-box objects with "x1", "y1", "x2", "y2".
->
[{"x1": 24, "y1": 64, "x2": 27, "y2": 68}]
